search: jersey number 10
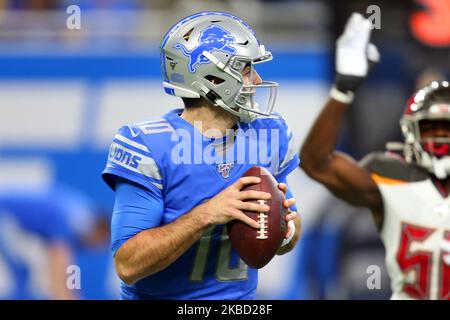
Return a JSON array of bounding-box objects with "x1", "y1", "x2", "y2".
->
[{"x1": 190, "y1": 226, "x2": 248, "y2": 282}]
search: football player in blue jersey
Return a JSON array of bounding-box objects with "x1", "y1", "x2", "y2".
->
[
  {"x1": 102, "y1": 11, "x2": 301, "y2": 300},
  {"x1": 0, "y1": 187, "x2": 77, "y2": 299},
  {"x1": 0, "y1": 184, "x2": 110, "y2": 300}
]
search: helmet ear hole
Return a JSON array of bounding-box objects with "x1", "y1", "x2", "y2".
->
[
  {"x1": 236, "y1": 40, "x2": 249, "y2": 46},
  {"x1": 205, "y1": 75, "x2": 225, "y2": 85}
]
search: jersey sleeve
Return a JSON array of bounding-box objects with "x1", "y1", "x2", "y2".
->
[
  {"x1": 102, "y1": 125, "x2": 164, "y2": 194},
  {"x1": 273, "y1": 115, "x2": 300, "y2": 180},
  {"x1": 111, "y1": 178, "x2": 164, "y2": 255}
]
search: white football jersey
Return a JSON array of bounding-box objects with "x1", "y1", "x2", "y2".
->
[{"x1": 363, "y1": 152, "x2": 450, "y2": 300}]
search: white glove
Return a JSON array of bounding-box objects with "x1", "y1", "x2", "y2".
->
[
  {"x1": 441, "y1": 238, "x2": 450, "y2": 265},
  {"x1": 336, "y1": 13, "x2": 379, "y2": 77},
  {"x1": 331, "y1": 13, "x2": 380, "y2": 104}
]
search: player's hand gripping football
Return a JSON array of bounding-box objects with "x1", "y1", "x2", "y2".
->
[
  {"x1": 331, "y1": 12, "x2": 380, "y2": 104},
  {"x1": 198, "y1": 176, "x2": 270, "y2": 229},
  {"x1": 276, "y1": 183, "x2": 300, "y2": 255}
]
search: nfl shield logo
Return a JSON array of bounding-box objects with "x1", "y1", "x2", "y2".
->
[{"x1": 217, "y1": 163, "x2": 234, "y2": 178}]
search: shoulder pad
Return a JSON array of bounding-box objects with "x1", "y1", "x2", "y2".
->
[
  {"x1": 250, "y1": 113, "x2": 287, "y2": 129},
  {"x1": 102, "y1": 121, "x2": 169, "y2": 192},
  {"x1": 360, "y1": 151, "x2": 429, "y2": 182},
  {"x1": 126, "y1": 118, "x2": 175, "y2": 157},
  {"x1": 131, "y1": 118, "x2": 175, "y2": 136}
]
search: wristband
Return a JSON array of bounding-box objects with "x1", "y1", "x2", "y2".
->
[
  {"x1": 281, "y1": 220, "x2": 296, "y2": 247},
  {"x1": 330, "y1": 86, "x2": 354, "y2": 104}
]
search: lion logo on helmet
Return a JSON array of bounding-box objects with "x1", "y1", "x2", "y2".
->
[{"x1": 173, "y1": 25, "x2": 237, "y2": 73}]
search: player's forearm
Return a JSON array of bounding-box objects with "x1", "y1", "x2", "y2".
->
[
  {"x1": 301, "y1": 13, "x2": 379, "y2": 177},
  {"x1": 114, "y1": 205, "x2": 210, "y2": 285},
  {"x1": 300, "y1": 98, "x2": 349, "y2": 174}
]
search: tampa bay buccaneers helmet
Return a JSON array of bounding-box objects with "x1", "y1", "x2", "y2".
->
[
  {"x1": 160, "y1": 11, "x2": 278, "y2": 123},
  {"x1": 400, "y1": 80, "x2": 450, "y2": 178}
]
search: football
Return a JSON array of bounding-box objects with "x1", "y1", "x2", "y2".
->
[{"x1": 227, "y1": 166, "x2": 288, "y2": 269}]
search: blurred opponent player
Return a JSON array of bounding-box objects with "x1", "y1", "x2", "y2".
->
[
  {"x1": 301, "y1": 13, "x2": 450, "y2": 300},
  {"x1": 102, "y1": 11, "x2": 301, "y2": 299}
]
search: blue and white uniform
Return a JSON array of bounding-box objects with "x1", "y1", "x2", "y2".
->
[
  {"x1": 0, "y1": 189, "x2": 71, "y2": 299},
  {"x1": 102, "y1": 108, "x2": 299, "y2": 299}
]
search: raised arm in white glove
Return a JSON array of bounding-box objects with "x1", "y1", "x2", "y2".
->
[{"x1": 331, "y1": 12, "x2": 380, "y2": 104}]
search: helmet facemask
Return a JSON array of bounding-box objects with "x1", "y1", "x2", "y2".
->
[
  {"x1": 401, "y1": 108, "x2": 450, "y2": 179},
  {"x1": 400, "y1": 81, "x2": 450, "y2": 179},
  {"x1": 234, "y1": 57, "x2": 278, "y2": 119},
  {"x1": 201, "y1": 52, "x2": 278, "y2": 123}
]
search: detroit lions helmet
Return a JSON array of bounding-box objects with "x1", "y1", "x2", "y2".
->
[
  {"x1": 400, "y1": 80, "x2": 450, "y2": 179},
  {"x1": 160, "y1": 11, "x2": 277, "y2": 123}
]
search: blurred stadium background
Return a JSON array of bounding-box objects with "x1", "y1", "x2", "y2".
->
[{"x1": 0, "y1": 0, "x2": 448, "y2": 299}]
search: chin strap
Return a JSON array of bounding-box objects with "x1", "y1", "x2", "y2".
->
[
  {"x1": 193, "y1": 80, "x2": 258, "y2": 123},
  {"x1": 431, "y1": 157, "x2": 450, "y2": 179},
  {"x1": 215, "y1": 98, "x2": 257, "y2": 123},
  {"x1": 421, "y1": 152, "x2": 450, "y2": 179}
]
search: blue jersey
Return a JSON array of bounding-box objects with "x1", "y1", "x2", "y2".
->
[
  {"x1": 102, "y1": 108, "x2": 299, "y2": 299},
  {"x1": 0, "y1": 189, "x2": 71, "y2": 299}
]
